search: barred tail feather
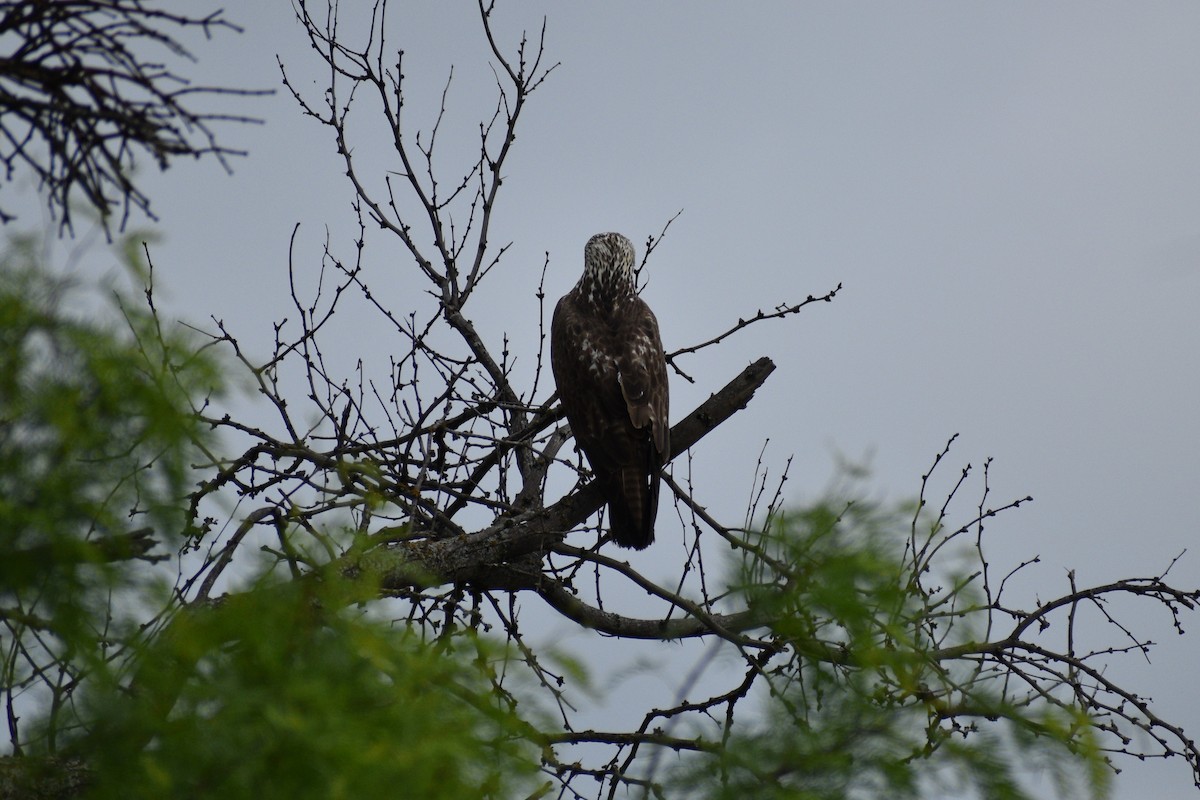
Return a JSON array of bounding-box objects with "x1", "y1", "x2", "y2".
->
[{"x1": 606, "y1": 466, "x2": 659, "y2": 550}]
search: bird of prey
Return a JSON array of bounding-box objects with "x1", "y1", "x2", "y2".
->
[{"x1": 550, "y1": 232, "x2": 670, "y2": 549}]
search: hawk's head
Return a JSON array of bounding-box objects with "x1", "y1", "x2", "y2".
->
[{"x1": 579, "y1": 232, "x2": 636, "y2": 309}]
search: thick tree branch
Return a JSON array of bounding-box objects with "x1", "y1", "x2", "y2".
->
[
  {"x1": 353, "y1": 357, "x2": 777, "y2": 591},
  {"x1": 533, "y1": 579, "x2": 760, "y2": 641}
]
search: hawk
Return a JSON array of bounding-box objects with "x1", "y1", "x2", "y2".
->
[{"x1": 551, "y1": 232, "x2": 670, "y2": 549}]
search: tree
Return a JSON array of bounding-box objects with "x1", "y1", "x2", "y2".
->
[
  {"x1": 2, "y1": 2, "x2": 1198, "y2": 798},
  {"x1": 0, "y1": 1, "x2": 266, "y2": 234}
]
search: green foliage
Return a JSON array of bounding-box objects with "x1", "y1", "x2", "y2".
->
[
  {"x1": 0, "y1": 243, "x2": 539, "y2": 798},
  {"x1": 673, "y1": 501, "x2": 1110, "y2": 800},
  {"x1": 0, "y1": 238, "x2": 218, "y2": 641},
  {"x1": 79, "y1": 578, "x2": 539, "y2": 800}
]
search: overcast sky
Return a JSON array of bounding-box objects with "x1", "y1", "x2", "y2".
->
[{"x1": 13, "y1": 3, "x2": 1200, "y2": 797}]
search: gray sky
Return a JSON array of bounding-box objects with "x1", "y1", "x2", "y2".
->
[{"x1": 17, "y1": 3, "x2": 1200, "y2": 797}]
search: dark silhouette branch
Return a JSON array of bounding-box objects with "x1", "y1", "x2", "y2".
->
[{"x1": 0, "y1": 2, "x2": 269, "y2": 234}]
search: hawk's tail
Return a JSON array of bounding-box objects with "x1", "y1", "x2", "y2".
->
[{"x1": 606, "y1": 466, "x2": 660, "y2": 550}]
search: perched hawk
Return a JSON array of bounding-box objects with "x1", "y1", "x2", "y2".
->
[{"x1": 551, "y1": 232, "x2": 670, "y2": 549}]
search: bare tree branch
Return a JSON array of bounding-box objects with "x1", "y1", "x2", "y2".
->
[{"x1": 0, "y1": 2, "x2": 269, "y2": 235}]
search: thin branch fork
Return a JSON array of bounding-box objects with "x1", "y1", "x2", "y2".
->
[{"x1": 668, "y1": 284, "x2": 842, "y2": 362}]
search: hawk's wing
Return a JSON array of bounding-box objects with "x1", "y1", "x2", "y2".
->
[{"x1": 615, "y1": 298, "x2": 669, "y2": 463}]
